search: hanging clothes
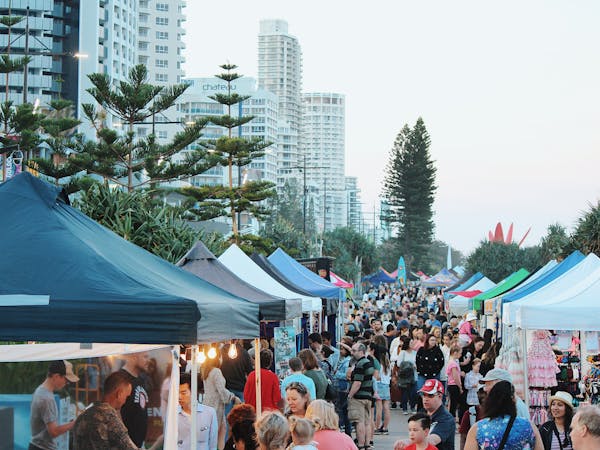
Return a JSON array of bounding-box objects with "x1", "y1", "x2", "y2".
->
[{"x1": 527, "y1": 330, "x2": 559, "y2": 388}]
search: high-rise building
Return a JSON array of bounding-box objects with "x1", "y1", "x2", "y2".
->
[
  {"x1": 136, "y1": 0, "x2": 186, "y2": 143},
  {"x1": 301, "y1": 92, "x2": 346, "y2": 231},
  {"x1": 345, "y1": 176, "x2": 362, "y2": 232},
  {"x1": 257, "y1": 19, "x2": 303, "y2": 187},
  {"x1": 178, "y1": 76, "x2": 279, "y2": 187}
]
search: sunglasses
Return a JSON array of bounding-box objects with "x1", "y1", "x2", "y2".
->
[
  {"x1": 420, "y1": 392, "x2": 440, "y2": 398},
  {"x1": 287, "y1": 382, "x2": 308, "y2": 394}
]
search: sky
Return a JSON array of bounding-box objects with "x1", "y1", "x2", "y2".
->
[{"x1": 184, "y1": 1, "x2": 600, "y2": 254}]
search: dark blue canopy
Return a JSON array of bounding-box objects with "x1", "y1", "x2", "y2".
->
[
  {"x1": 0, "y1": 173, "x2": 259, "y2": 344},
  {"x1": 502, "y1": 250, "x2": 586, "y2": 303},
  {"x1": 268, "y1": 248, "x2": 344, "y2": 300},
  {"x1": 362, "y1": 269, "x2": 396, "y2": 285}
]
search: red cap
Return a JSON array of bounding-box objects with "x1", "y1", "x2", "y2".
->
[{"x1": 419, "y1": 379, "x2": 444, "y2": 395}]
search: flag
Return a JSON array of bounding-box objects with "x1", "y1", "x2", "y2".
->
[{"x1": 397, "y1": 256, "x2": 406, "y2": 285}]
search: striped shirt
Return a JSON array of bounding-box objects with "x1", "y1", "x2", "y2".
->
[{"x1": 352, "y1": 356, "x2": 374, "y2": 400}]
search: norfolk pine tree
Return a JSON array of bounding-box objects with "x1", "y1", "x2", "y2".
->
[
  {"x1": 71, "y1": 64, "x2": 218, "y2": 192},
  {"x1": 382, "y1": 118, "x2": 437, "y2": 272},
  {"x1": 180, "y1": 64, "x2": 276, "y2": 242}
]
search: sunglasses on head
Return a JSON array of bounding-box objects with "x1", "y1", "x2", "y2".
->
[{"x1": 287, "y1": 382, "x2": 308, "y2": 394}]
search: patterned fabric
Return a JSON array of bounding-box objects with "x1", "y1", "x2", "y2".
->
[
  {"x1": 72, "y1": 402, "x2": 138, "y2": 450},
  {"x1": 527, "y1": 330, "x2": 559, "y2": 388},
  {"x1": 202, "y1": 368, "x2": 235, "y2": 425},
  {"x1": 476, "y1": 415, "x2": 536, "y2": 450},
  {"x1": 351, "y1": 356, "x2": 374, "y2": 400}
]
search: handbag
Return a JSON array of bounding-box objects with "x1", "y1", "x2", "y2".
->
[
  {"x1": 325, "y1": 379, "x2": 338, "y2": 402},
  {"x1": 496, "y1": 415, "x2": 516, "y2": 450}
]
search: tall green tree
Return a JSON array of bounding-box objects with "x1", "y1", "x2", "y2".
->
[
  {"x1": 570, "y1": 201, "x2": 600, "y2": 255},
  {"x1": 322, "y1": 227, "x2": 377, "y2": 283},
  {"x1": 382, "y1": 118, "x2": 437, "y2": 272},
  {"x1": 180, "y1": 64, "x2": 276, "y2": 242},
  {"x1": 466, "y1": 241, "x2": 542, "y2": 283},
  {"x1": 72, "y1": 65, "x2": 217, "y2": 192},
  {"x1": 539, "y1": 223, "x2": 571, "y2": 262}
]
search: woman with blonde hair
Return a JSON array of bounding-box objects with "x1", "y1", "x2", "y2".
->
[
  {"x1": 255, "y1": 411, "x2": 290, "y2": 450},
  {"x1": 202, "y1": 349, "x2": 241, "y2": 450},
  {"x1": 305, "y1": 400, "x2": 358, "y2": 450}
]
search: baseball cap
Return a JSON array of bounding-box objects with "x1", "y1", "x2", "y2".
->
[
  {"x1": 48, "y1": 360, "x2": 79, "y2": 383},
  {"x1": 398, "y1": 319, "x2": 410, "y2": 329},
  {"x1": 419, "y1": 379, "x2": 444, "y2": 395},
  {"x1": 480, "y1": 368, "x2": 512, "y2": 384}
]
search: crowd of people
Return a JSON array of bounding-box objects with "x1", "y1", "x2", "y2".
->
[{"x1": 26, "y1": 284, "x2": 600, "y2": 450}]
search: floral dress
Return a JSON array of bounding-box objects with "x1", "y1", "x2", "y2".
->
[{"x1": 476, "y1": 415, "x2": 536, "y2": 449}]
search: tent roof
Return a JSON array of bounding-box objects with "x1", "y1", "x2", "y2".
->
[
  {"x1": 503, "y1": 252, "x2": 583, "y2": 302},
  {"x1": 330, "y1": 271, "x2": 353, "y2": 288},
  {"x1": 421, "y1": 268, "x2": 459, "y2": 288},
  {"x1": 0, "y1": 173, "x2": 259, "y2": 344},
  {"x1": 363, "y1": 269, "x2": 396, "y2": 285},
  {"x1": 444, "y1": 272, "x2": 483, "y2": 298},
  {"x1": 514, "y1": 259, "x2": 600, "y2": 330},
  {"x1": 472, "y1": 269, "x2": 530, "y2": 310},
  {"x1": 447, "y1": 276, "x2": 496, "y2": 315},
  {"x1": 503, "y1": 253, "x2": 600, "y2": 326},
  {"x1": 219, "y1": 245, "x2": 321, "y2": 312},
  {"x1": 268, "y1": 248, "x2": 344, "y2": 299},
  {"x1": 177, "y1": 242, "x2": 302, "y2": 321}
]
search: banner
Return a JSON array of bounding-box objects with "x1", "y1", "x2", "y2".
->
[{"x1": 274, "y1": 326, "x2": 296, "y2": 378}]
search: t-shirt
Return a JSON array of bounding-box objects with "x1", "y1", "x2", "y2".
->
[
  {"x1": 314, "y1": 429, "x2": 358, "y2": 450},
  {"x1": 73, "y1": 402, "x2": 138, "y2": 450},
  {"x1": 351, "y1": 356, "x2": 374, "y2": 400},
  {"x1": 429, "y1": 405, "x2": 455, "y2": 450},
  {"x1": 30, "y1": 385, "x2": 58, "y2": 450},
  {"x1": 404, "y1": 444, "x2": 438, "y2": 450},
  {"x1": 220, "y1": 343, "x2": 252, "y2": 392},
  {"x1": 243, "y1": 368, "x2": 282, "y2": 411},
  {"x1": 445, "y1": 360, "x2": 460, "y2": 386},
  {"x1": 281, "y1": 373, "x2": 317, "y2": 401},
  {"x1": 119, "y1": 369, "x2": 149, "y2": 447},
  {"x1": 304, "y1": 369, "x2": 329, "y2": 400}
]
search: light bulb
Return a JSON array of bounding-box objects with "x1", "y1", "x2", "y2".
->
[
  {"x1": 207, "y1": 346, "x2": 217, "y2": 359},
  {"x1": 228, "y1": 343, "x2": 238, "y2": 359},
  {"x1": 198, "y1": 350, "x2": 206, "y2": 364}
]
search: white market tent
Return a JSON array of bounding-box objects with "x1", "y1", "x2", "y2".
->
[
  {"x1": 219, "y1": 244, "x2": 322, "y2": 313},
  {"x1": 448, "y1": 277, "x2": 496, "y2": 315},
  {"x1": 503, "y1": 253, "x2": 600, "y2": 327}
]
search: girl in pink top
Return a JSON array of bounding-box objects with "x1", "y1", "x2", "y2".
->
[
  {"x1": 446, "y1": 345, "x2": 463, "y2": 420},
  {"x1": 305, "y1": 400, "x2": 358, "y2": 450}
]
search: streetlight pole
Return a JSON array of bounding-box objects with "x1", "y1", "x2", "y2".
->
[
  {"x1": 289, "y1": 155, "x2": 328, "y2": 234},
  {"x1": 22, "y1": 6, "x2": 29, "y2": 104}
]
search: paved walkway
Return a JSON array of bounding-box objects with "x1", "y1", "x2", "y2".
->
[{"x1": 370, "y1": 406, "x2": 460, "y2": 450}]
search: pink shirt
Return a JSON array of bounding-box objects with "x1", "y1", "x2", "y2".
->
[
  {"x1": 314, "y1": 430, "x2": 358, "y2": 450},
  {"x1": 446, "y1": 359, "x2": 460, "y2": 386}
]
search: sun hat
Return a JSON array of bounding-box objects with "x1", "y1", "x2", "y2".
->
[
  {"x1": 48, "y1": 360, "x2": 79, "y2": 383},
  {"x1": 549, "y1": 391, "x2": 574, "y2": 410},
  {"x1": 419, "y1": 379, "x2": 444, "y2": 395},
  {"x1": 465, "y1": 312, "x2": 478, "y2": 322},
  {"x1": 479, "y1": 368, "x2": 512, "y2": 384}
]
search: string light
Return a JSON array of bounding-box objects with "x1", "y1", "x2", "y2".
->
[
  {"x1": 207, "y1": 345, "x2": 217, "y2": 359},
  {"x1": 198, "y1": 348, "x2": 206, "y2": 364},
  {"x1": 228, "y1": 341, "x2": 238, "y2": 359}
]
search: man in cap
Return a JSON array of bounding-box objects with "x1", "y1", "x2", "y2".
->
[
  {"x1": 479, "y1": 368, "x2": 529, "y2": 419},
  {"x1": 570, "y1": 405, "x2": 600, "y2": 450},
  {"x1": 29, "y1": 360, "x2": 79, "y2": 450},
  {"x1": 394, "y1": 379, "x2": 455, "y2": 450}
]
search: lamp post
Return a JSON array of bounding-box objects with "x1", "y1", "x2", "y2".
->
[{"x1": 289, "y1": 155, "x2": 328, "y2": 234}]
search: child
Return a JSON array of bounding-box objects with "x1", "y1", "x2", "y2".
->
[
  {"x1": 464, "y1": 358, "x2": 483, "y2": 407},
  {"x1": 406, "y1": 413, "x2": 438, "y2": 450},
  {"x1": 287, "y1": 417, "x2": 317, "y2": 450},
  {"x1": 446, "y1": 345, "x2": 463, "y2": 420}
]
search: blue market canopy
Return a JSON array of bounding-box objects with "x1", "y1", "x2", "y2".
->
[
  {"x1": 444, "y1": 272, "x2": 484, "y2": 299},
  {"x1": 0, "y1": 173, "x2": 259, "y2": 344},
  {"x1": 177, "y1": 241, "x2": 302, "y2": 321},
  {"x1": 268, "y1": 248, "x2": 344, "y2": 300},
  {"x1": 362, "y1": 269, "x2": 396, "y2": 285},
  {"x1": 502, "y1": 251, "x2": 585, "y2": 303},
  {"x1": 421, "y1": 268, "x2": 460, "y2": 288}
]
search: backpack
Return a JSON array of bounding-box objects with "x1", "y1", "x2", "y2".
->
[{"x1": 396, "y1": 354, "x2": 416, "y2": 388}]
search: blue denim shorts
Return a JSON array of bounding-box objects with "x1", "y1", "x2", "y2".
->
[{"x1": 376, "y1": 382, "x2": 391, "y2": 400}]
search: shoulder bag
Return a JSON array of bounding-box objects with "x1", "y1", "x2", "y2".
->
[{"x1": 496, "y1": 415, "x2": 516, "y2": 450}]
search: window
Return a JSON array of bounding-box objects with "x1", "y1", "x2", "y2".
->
[
  {"x1": 156, "y1": 3, "x2": 169, "y2": 11},
  {"x1": 155, "y1": 73, "x2": 168, "y2": 82},
  {"x1": 158, "y1": 130, "x2": 168, "y2": 139},
  {"x1": 155, "y1": 45, "x2": 168, "y2": 53},
  {"x1": 138, "y1": 42, "x2": 148, "y2": 51},
  {"x1": 155, "y1": 59, "x2": 168, "y2": 68},
  {"x1": 155, "y1": 17, "x2": 169, "y2": 26},
  {"x1": 156, "y1": 31, "x2": 168, "y2": 40}
]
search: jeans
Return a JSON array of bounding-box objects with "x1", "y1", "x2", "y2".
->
[
  {"x1": 335, "y1": 390, "x2": 352, "y2": 436},
  {"x1": 400, "y1": 383, "x2": 417, "y2": 411},
  {"x1": 224, "y1": 389, "x2": 244, "y2": 439}
]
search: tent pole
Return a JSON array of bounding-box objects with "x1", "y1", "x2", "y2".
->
[
  {"x1": 255, "y1": 338, "x2": 262, "y2": 416},
  {"x1": 191, "y1": 344, "x2": 198, "y2": 450},
  {"x1": 164, "y1": 347, "x2": 180, "y2": 449},
  {"x1": 522, "y1": 329, "x2": 529, "y2": 407}
]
